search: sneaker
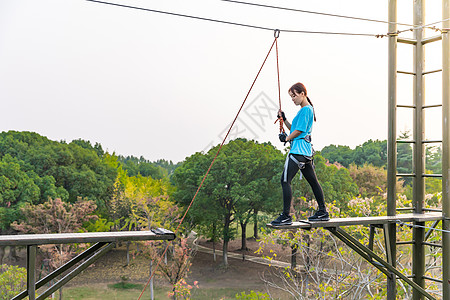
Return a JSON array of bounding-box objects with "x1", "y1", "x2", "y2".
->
[
  {"x1": 308, "y1": 210, "x2": 330, "y2": 222},
  {"x1": 271, "y1": 213, "x2": 292, "y2": 226}
]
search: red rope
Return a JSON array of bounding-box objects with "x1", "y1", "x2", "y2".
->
[
  {"x1": 274, "y1": 37, "x2": 284, "y2": 133},
  {"x1": 137, "y1": 37, "x2": 278, "y2": 300}
]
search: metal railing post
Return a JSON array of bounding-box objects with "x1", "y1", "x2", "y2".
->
[
  {"x1": 387, "y1": 1, "x2": 398, "y2": 299},
  {"x1": 412, "y1": 0, "x2": 426, "y2": 298},
  {"x1": 442, "y1": 0, "x2": 450, "y2": 298},
  {"x1": 27, "y1": 245, "x2": 36, "y2": 300}
]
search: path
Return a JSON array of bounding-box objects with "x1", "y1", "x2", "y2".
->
[{"x1": 195, "y1": 244, "x2": 291, "y2": 269}]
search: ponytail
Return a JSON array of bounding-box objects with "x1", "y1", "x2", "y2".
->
[{"x1": 306, "y1": 96, "x2": 317, "y2": 122}]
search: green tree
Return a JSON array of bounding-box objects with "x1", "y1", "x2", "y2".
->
[
  {"x1": 320, "y1": 144, "x2": 354, "y2": 167},
  {"x1": 0, "y1": 264, "x2": 27, "y2": 300},
  {"x1": 173, "y1": 139, "x2": 283, "y2": 265}
]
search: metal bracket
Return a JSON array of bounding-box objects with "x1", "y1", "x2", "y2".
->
[
  {"x1": 328, "y1": 227, "x2": 436, "y2": 300},
  {"x1": 13, "y1": 242, "x2": 114, "y2": 300}
]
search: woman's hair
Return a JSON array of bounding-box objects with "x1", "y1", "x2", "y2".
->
[{"x1": 288, "y1": 82, "x2": 316, "y2": 121}]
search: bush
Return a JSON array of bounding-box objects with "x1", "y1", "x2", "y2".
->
[
  {"x1": 0, "y1": 264, "x2": 27, "y2": 300},
  {"x1": 235, "y1": 290, "x2": 270, "y2": 300}
]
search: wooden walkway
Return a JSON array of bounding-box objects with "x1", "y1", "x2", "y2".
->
[
  {"x1": 2, "y1": 229, "x2": 175, "y2": 300},
  {"x1": 267, "y1": 212, "x2": 443, "y2": 229}
]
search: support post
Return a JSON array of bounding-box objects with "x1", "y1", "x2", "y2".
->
[
  {"x1": 27, "y1": 245, "x2": 37, "y2": 300},
  {"x1": 442, "y1": 0, "x2": 450, "y2": 298},
  {"x1": 412, "y1": 1, "x2": 426, "y2": 298},
  {"x1": 387, "y1": 0, "x2": 398, "y2": 298}
]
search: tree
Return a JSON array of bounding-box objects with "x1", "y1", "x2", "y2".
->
[
  {"x1": 173, "y1": 139, "x2": 283, "y2": 265},
  {"x1": 320, "y1": 144, "x2": 354, "y2": 167},
  {"x1": 136, "y1": 238, "x2": 197, "y2": 300},
  {"x1": 11, "y1": 198, "x2": 97, "y2": 269},
  {"x1": 0, "y1": 265, "x2": 27, "y2": 300}
]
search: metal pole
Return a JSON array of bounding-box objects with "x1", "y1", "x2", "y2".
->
[
  {"x1": 387, "y1": 1, "x2": 398, "y2": 298},
  {"x1": 412, "y1": 0, "x2": 426, "y2": 299},
  {"x1": 442, "y1": 0, "x2": 450, "y2": 297},
  {"x1": 27, "y1": 245, "x2": 36, "y2": 300}
]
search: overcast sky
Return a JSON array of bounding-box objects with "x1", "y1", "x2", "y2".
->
[{"x1": 0, "y1": 0, "x2": 444, "y2": 162}]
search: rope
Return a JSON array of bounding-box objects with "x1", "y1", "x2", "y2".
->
[
  {"x1": 274, "y1": 30, "x2": 284, "y2": 134},
  {"x1": 85, "y1": 0, "x2": 386, "y2": 37},
  {"x1": 137, "y1": 37, "x2": 278, "y2": 300},
  {"x1": 220, "y1": 0, "x2": 414, "y2": 27}
]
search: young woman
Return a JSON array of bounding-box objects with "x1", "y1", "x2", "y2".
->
[{"x1": 271, "y1": 82, "x2": 329, "y2": 226}]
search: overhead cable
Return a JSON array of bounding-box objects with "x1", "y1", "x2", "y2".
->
[
  {"x1": 85, "y1": 0, "x2": 386, "y2": 37},
  {"x1": 220, "y1": 0, "x2": 413, "y2": 27}
]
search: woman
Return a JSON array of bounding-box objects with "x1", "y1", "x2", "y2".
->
[{"x1": 271, "y1": 82, "x2": 329, "y2": 226}]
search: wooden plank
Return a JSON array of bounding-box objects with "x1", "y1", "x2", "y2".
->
[
  {"x1": 0, "y1": 230, "x2": 175, "y2": 246},
  {"x1": 267, "y1": 213, "x2": 443, "y2": 230}
]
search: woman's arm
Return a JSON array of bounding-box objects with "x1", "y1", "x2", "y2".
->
[
  {"x1": 284, "y1": 119, "x2": 291, "y2": 131},
  {"x1": 287, "y1": 130, "x2": 301, "y2": 142}
]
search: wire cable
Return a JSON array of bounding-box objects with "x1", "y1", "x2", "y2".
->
[
  {"x1": 220, "y1": 0, "x2": 413, "y2": 27},
  {"x1": 85, "y1": 0, "x2": 386, "y2": 37},
  {"x1": 396, "y1": 219, "x2": 450, "y2": 234},
  {"x1": 137, "y1": 36, "x2": 278, "y2": 300}
]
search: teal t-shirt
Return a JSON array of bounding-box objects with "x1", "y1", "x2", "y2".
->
[{"x1": 289, "y1": 105, "x2": 313, "y2": 156}]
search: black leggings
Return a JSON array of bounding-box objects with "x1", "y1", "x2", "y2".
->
[{"x1": 281, "y1": 153, "x2": 325, "y2": 216}]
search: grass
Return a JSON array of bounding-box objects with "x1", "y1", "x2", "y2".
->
[{"x1": 53, "y1": 284, "x2": 253, "y2": 300}]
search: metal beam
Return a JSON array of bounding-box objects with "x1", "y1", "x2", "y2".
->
[
  {"x1": 332, "y1": 228, "x2": 436, "y2": 300},
  {"x1": 36, "y1": 242, "x2": 115, "y2": 300},
  {"x1": 12, "y1": 242, "x2": 107, "y2": 300},
  {"x1": 27, "y1": 245, "x2": 36, "y2": 300},
  {"x1": 412, "y1": 0, "x2": 426, "y2": 298}
]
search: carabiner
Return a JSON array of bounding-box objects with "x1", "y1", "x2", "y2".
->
[{"x1": 274, "y1": 29, "x2": 280, "y2": 38}]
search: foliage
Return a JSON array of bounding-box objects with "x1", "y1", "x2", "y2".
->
[
  {"x1": 235, "y1": 290, "x2": 270, "y2": 299},
  {"x1": 117, "y1": 155, "x2": 165, "y2": 179},
  {"x1": 321, "y1": 139, "x2": 387, "y2": 168},
  {"x1": 107, "y1": 282, "x2": 144, "y2": 290},
  {"x1": 0, "y1": 264, "x2": 27, "y2": 300},
  {"x1": 168, "y1": 279, "x2": 199, "y2": 300},
  {"x1": 135, "y1": 238, "x2": 197, "y2": 299},
  {"x1": 172, "y1": 139, "x2": 284, "y2": 263},
  {"x1": 108, "y1": 154, "x2": 178, "y2": 232},
  {"x1": 0, "y1": 131, "x2": 117, "y2": 215},
  {"x1": 11, "y1": 197, "x2": 97, "y2": 270}
]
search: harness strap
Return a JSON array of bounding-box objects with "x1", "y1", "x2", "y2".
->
[{"x1": 283, "y1": 154, "x2": 312, "y2": 182}]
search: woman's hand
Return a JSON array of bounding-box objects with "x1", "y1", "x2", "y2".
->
[{"x1": 277, "y1": 110, "x2": 286, "y2": 121}]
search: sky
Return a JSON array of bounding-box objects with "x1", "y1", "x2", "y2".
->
[{"x1": 0, "y1": 0, "x2": 445, "y2": 163}]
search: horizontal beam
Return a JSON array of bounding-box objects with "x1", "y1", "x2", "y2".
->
[
  {"x1": 0, "y1": 229, "x2": 175, "y2": 246},
  {"x1": 398, "y1": 70, "x2": 416, "y2": 75},
  {"x1": 423, "y1": 104, "x2": 442, "y2": 108},
  {"x1": 422, "y1": 35, "x2": 442, "y2": 44},
  {"x1": 397, "y1": 104, "x2": 416, "y2": 108},
  {"x1": 423, "y1": 69, "x2": 442, "y2": 75},
  {"x1": 398, "y1": 37, "x2": 417, "y2": 44}
]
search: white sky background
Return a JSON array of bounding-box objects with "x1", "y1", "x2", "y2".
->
[{"x1": 0, "y1": 0, "x2": 444, "y2": 163}]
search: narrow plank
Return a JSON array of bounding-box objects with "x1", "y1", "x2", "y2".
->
[
  {"x1": 267, "y1": 212, "x2": 443, "y2": 230},
  {"x1": 0, "y1": 229, "x2": 175, "y2": 246}
]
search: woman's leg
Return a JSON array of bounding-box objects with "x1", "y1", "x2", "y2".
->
[
  {"x1": 280, "y1": 155, "x2": 300, "y2": 216},
  {"x1": 301, "y1": 161, "x2": 326, "y2": 212}
]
